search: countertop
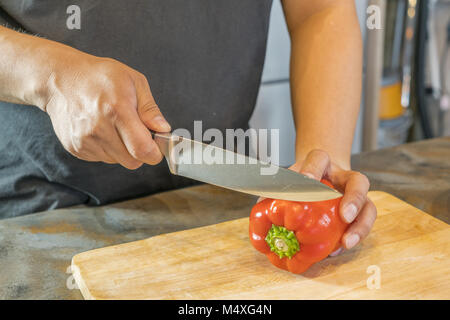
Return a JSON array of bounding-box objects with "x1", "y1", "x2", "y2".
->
[{"x1": 0, "y1": 137, "x2": 449, "y2": 299}]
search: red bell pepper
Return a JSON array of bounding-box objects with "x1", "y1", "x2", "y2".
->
[{"x1": 249, "y1": 180, "x2": 347, "y2": 274}]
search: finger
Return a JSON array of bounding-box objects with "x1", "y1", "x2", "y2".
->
[
  {"x1": 342, "y1": 199, "x2": 377, "y2": 249},
  {"x1": 82, "y1": 148, "x2": 116, "y2": 164},
  {"x1": 135, "y1": 75, "x2": 171, "y2": 132},
  {"x1": 68, "y1": 135, "x2": 115, "y2": 164},
  {"x1": 98, "y1": 145, "x2": 116, "y2": 164},
  {"x1": 339, "y1": 172, "x2": 370, "y2": 223},
  {"x1": 80, "y1": 152, "x2": 115, "y2": 164},
  {"x1": 115, "y1": 106, "x2": 164, "y2": 165},
  {"x1": 99, "y1": 126, "x2": 143, "y2": 170},
  {"x1": 299, "y1": 149, "x2": 330, "y2": 181},
  {"x1": 82, "y1": 140, "x2": 116, "y2": 164}
]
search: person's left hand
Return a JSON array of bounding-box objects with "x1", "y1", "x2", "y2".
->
[{"x1": 289, "y1": 149, "x2": 377, "y2": 256}]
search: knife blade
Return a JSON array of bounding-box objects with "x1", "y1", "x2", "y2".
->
[{"x1": 152, "y1": 132, "x2": 342, "y2": 201}]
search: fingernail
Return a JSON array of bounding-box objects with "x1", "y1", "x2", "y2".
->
[
  {"x1": 345, "y1": 234, "x2": 360, "y2": 249},
  {"x1": 343, "y1": 203, "x2": 358, "y2": 223},
  {"x1": 329, "y1": 247, "x2": 343, "y2": 257},
  {"x1": 153, "y1": 116, "x2": 171, "y2": 131}
]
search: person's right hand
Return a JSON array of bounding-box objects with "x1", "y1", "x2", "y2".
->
[{"x1": 41, "y1": 47, "x2": 171, "y2": 169}]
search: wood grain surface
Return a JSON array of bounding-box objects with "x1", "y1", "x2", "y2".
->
[{"x1": 71, "y1": 191, "x2": 450, "y2": 299}]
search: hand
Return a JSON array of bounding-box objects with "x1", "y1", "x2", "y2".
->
[
  {"x1": 42, "y1": 47, "x2": 170, "y2": 169},
  {"x1": 290, "y1": 149, "x2": 377, "y2": 255}
]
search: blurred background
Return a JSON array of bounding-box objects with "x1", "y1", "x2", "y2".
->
[{"x1": 249, "y1": 0, "x2": 450, "y2": 166}]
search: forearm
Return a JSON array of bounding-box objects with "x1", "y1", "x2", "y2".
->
[
  {"x1": 0, "y1": 26, "x2": 48, "y2": 107},
  {"x1": 287, "y1": 2, "x2": 362, "y2": 169},
  {"x1": 0, "y1": 26, "x2": 85, "y2": 110}
]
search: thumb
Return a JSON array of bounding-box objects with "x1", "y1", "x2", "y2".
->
[
  {"x1": 135, "y1": 77, "x2": 171, "y2": 132},
  {"x1": 297, "y1": 149, "x2": 330, "y2": 181}
]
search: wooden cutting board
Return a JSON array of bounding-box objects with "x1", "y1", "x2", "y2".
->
[{"x1": 71, "y1": 191, "x2": 450, "y2": 299}]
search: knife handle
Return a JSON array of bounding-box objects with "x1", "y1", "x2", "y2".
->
[
  {"x1": 149, "y1": 129, "x2": 165, "y2": 139},
  {"x1": 149, "y1": 130, "x2": 182, "y2": 174}
]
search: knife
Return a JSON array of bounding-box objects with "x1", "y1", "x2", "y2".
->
[{"x1": 152, "y1": 131, "x2": 342, "y2": 201}]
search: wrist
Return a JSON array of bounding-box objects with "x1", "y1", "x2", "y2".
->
[
  {"x1": 0, "y1": 28, "x2": 49, "y2": 109},
  {"x1": 24, "y1": 40, "x2": 69, "y2": 111}
]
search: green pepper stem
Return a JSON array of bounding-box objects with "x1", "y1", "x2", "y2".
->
[{"x1": 265, "y1": 224, "x2": 300, "y2": 259}]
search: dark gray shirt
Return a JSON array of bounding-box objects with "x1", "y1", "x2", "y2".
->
[{"x1": 0, "y1": 0, "x2": 272, "y2": 218}]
